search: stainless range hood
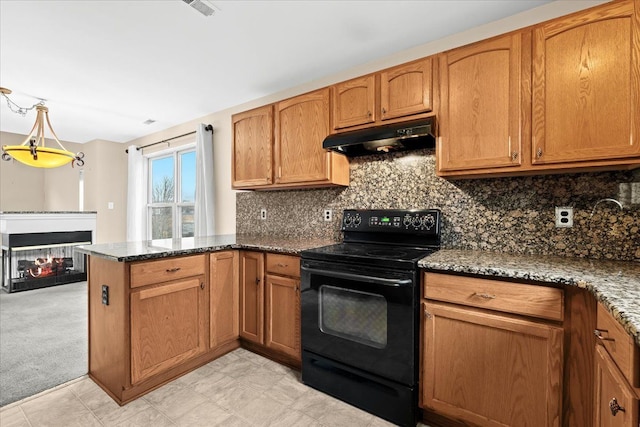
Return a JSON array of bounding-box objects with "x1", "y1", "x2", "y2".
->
[{"x1": 323, "y1": 117, "x2": 436, "y2": 157}]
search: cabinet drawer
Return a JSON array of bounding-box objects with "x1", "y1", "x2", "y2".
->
[
  {"x1": 596, "y1": 303, "x2": 640, "y2": 389},
  {"x1": 265, "y1": 253, "x2": 300, "y2": 278},
  {"x1": 130, "y1": 255, "x2": 206, "y2": 288},
  {"x1": 424, "y1": 272, "x2": 564, "y2": 321}
]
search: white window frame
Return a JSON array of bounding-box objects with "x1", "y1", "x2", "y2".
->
[{"x1": 145, "y1": 144, "x2": 196, "y2": 240}]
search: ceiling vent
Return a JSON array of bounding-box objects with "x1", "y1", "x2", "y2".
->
[{"x1": 182, "y1": 0, "x2": 216, "y2": 17}]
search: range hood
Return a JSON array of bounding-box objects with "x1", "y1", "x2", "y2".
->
[{"x1": 323, "y1": 117, "x2": 436, "y2": 157}]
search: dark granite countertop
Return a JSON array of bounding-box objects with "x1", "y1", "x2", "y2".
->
[
  {"x1": 75, "y1": 234, "x2": 336, "y2": 262},
  {"x1": 419, "y1": 249, "x2": 640, "y2": 347}
]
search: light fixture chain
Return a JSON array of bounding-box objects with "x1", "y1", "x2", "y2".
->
[{"x1": 1, "y1": 91, "x2": 45, "y2": 116}]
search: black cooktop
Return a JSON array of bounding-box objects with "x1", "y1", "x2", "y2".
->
[{"x1": 301, "y1": 242, "x2": 438, "y2": 269}]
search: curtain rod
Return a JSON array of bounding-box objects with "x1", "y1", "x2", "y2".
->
[{"x1": 125, "y1": 124, "x2": 213, "y2": 153}]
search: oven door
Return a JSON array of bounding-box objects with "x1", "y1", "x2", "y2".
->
[{"x1": 301, "y1": 259, "x2": 417, "y2": 385}]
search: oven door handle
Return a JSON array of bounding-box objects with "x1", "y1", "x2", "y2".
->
[{"x1": 301, "y1": 266, "x2": 412, "y2": 287}]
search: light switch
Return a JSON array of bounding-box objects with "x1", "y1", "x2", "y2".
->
[{"x1": 108, "y1": 202, "x2": 114, "y2": 210}]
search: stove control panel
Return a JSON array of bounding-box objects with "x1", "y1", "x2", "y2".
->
[{"x1": 342, "y1": 209, "x2": 440, "y2": 235}]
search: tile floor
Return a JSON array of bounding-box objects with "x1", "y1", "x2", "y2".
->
[{"x1": 0, "y1": 348, "x2": 430, "y2": 427}]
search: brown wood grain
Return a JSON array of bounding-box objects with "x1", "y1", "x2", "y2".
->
[
  {"x1": 265, "y1": 274, "x2": 301, "y2": 361},
  {"x1": 532, "y1": 0, "x2": 640, "y2": 165},
  {"x1": 597, "y1": 303, "x2": 640, "y2": 390},
  {"x1": 438, "y1": 32, "x2": 525, "y2": 173},
  {"x1": 129, "y1": 254, "x2": 205, "y2": 288},
  {"x1": 130, "y1": 276, "x2": 207, "y2": 384},
  {"x1": 232, "y1": 104, "x2": 274, "y2": 189},
  {"x1": 332, "y1": 74, "x2": 376, "y2": 130},
  {"x1": 239, "y1": 251, "x2": 264, "y2": 344},
  {"x1": 422, "y1": 301, "x2": 563, "y2": 427},
  {"x1": 380, "y1": 57, "x2": 433, "y2": 120},
  {"x1": 424, "y1": 272, "x2": 564, "y2": 321},
  {"x1": 594, "y1": 345, "x2": 639, "y2": 427},
  {"x1": 210, "y1": 251, "x2": 239, "y2": 349}
]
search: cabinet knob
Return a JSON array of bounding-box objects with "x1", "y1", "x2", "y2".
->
[
  {"x1": 536, "y1": 147, "x2": 543, "y2": 158},
  {"x1": 381, "y1": 107, "x2": 387, "y2": 115},
  {"x1": 200, "y1": 282, "x2": 204, "y2": 290},
  {"x1": 594, "y1": 329, "x2": 615, "y2": 341},
  {"x1": 367, "y1": 111, "x2": 372, "y2": 117},
  {"x1": 609, "y1": 397, "x2": 625, "y2": 416},
  {"x1": 256, "y1": 278, "x2": 261, "y2": 285},
  {"x1": 424, "y1": 309, "x2": 432, "y2": 319},
  {"x1": 166, "y1": 267, "x2": 181, "y2": 273},
  {"x1": 472, "y1": 292, "x2": 496, "y2": 300}
]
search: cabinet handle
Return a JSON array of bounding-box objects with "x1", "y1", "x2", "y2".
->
[
  {"x1": 166, "y1": 267, "x2": 181, "y2": 273},
  {"x1": 511, "y1": 151, "x2": 518, "y2": 161},
  {"x1": 277, "y1": 263, "x2": 288, "y2": 268},
  {"x1": 594, "y1": 329, "x2": 615, "y2": 341},
  {"x1": 367, "y1": 111, "x2": 372, "y2": 117},
  {"x1": 536, "y1": 147, "x2": 543, "y2": 158},
  {"x1": 472, "y1": 292, "x2": 496, "y2": 300},
  {"x1": 200, "y1": 282, "x2": 204, "y2": 290},
  {"x1": 609, "y1": 398, "x2": 625, "y2": 416},
  {"x1": 381, "y1": 107, "x2": 387, "y2": 115},
  {"x1": 256, "y1": 278, "x2": 261, "y2": 285}
]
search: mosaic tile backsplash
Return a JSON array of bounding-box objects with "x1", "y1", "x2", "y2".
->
[{"x1": 236, "y1": 149, "x2": 640, "y2": 261}]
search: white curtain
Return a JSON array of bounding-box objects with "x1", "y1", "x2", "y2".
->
[
  {"x1": 194, "y1": 124, "x2": 215, "y2": 236},
  {"x1": 126, "y1": 145, "x2": 146, "y2": 241}
]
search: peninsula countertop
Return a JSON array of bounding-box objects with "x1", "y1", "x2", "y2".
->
[
  {"x1": 419, "y1": 249, "x2": 640, "y2": 347},
  {"x1": 75, "y1": 234, "x2": 336, "y2": 262}
]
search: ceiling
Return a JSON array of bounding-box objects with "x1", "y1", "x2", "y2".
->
[{"x1": 0, "y1": 0, "x2": 561, "y2": 144}]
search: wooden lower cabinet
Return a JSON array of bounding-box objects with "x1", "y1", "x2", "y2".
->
[
  {"x1": 239, "y1": 251, "x2": 301, "y2": 364},
  {"x1": 239, "y1": 251, "x2": 265, "y2": 344},
  {"x1": 421, "y1": 301, "x2": 563, "y2": 427},
  {"x1": 265, "y1": 274, "x2": 300, "y2": 359},
  {"x1": 210, "y1": 251, "x2": 239, "y2": 348},
  {"x1": 130, "y1": 276, "x2": 207, "y2": 384},
  {"x1": 594, "y1": 345, "x2": 639, "y2": 427}
]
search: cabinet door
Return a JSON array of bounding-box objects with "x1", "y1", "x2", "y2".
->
[
  {"x1": 594, "y1": 345, "x2": 639, "y2": 427},
  {"x1": 380, "y1": 58, "x2": 432, "y2": 121},
  {"x1": 265, "y1": 274, "x2": 301, "y2": 361},
  {"x1": 210, "y1": 251, "x2": 239, "y2": 348},
  {"x1": 438, "y1": 33, "x2": 526, "y2": 173},
  {"x1": 275, "y1": 89, "x2": 332, "y2": 185},
  {"x1": 130, "y1": 276, "x2": 206, "y2": 385},
  {"x1": 332, "y1": 75, "x2": 376, "y2": 130},
  {"x1": 239, "y1": 251, "x2": 264, "y2": 344},
  {"x1": 421, "y1": 301, "x2": 563, "y2": 427},
  {"x1": 232, "y1": 105, "x2": 273, "y2": 188},
  {"x1": 532, "y1": 0, "x2": 640, "y2": 165}
]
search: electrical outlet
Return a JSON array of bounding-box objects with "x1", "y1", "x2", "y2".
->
[
  {"x1": 260, "y1": 208, "x2": 267, "y2": 220},
  {"x1": 107, "y1": 202, "x2": 114, "y2": 210},
  {"x1": 323, "y1": 209, "x2": 332, "y2": 222},
  {"x1": 555, "y1": 206, "x2": 573, "y2": 228}
]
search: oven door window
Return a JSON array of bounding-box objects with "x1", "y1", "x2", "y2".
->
[{"x1": 319, "y1": 285, "x2": 387, "y2": 349}]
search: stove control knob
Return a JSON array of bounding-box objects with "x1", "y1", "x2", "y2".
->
[
  {"x1": 344, "y1": 216, "x2": 353, "y2": 226},
  {"x1": 353, "y1": 215, "x2": 362, "y2": 226},
  {"x1": 422, "y1": 214, "x2": 435, "y2": 230},
  {"x1": 412, "y1": 216, "x2": 422, "y2": 227},
  {"x1": 403, "y1": 215, "x2": 412, "y2": 226}
]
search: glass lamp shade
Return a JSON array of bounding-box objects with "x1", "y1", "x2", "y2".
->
[{"x1": 2, "y1": 145, "x2": 76, "y2": 168}]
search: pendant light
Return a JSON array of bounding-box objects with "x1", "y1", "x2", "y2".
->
[{"x1": 1, "y1": 87, "x2": 85, "y2": 168}]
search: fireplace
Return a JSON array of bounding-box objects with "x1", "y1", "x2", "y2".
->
[{"x1": 0, "y1": 212, "x2": 96, "y2": 293}]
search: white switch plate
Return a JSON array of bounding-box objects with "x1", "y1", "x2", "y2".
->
[
  {"x1": 555, "y1": 206, "x2": 573, "y2": 227},
  {"x1": 107, "y1": 202, "x2": 114, "y2": 210},
  {"x1": 260, "y1": 208, "x2": 267, "y2": 220}
]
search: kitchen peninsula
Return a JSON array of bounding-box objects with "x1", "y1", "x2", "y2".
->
[{"x1": 76, "y1": 235, "x2": 334, "y2": 405}]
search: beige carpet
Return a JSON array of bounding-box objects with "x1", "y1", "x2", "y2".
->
[{"x1": 0, "y1": 281, "x2": 87, "y2": 407}]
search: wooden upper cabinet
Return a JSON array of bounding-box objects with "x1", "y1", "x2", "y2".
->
[
  {"x1": 438, "y1": 33, "x2": 528, "y2": 174},
  {"x1": 532, "y1": 0, "x2": 640, "y2": 165},
  {"x1": 232, "y1": 105, "x2": 273, "y2": 189},
  {"x1": 333, "y1": 75, "x2": 376, "y2": 130},
  {"x1": 275, "y1": 88, "x2": 348, "y2": 186},
  {"x1": 380, "y1": 58, "x2": 433, "y2": 121}
]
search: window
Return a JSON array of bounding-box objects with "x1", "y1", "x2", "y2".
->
[{"x1": 147, "y1": 148, "x2": 196, "y2": 239}]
